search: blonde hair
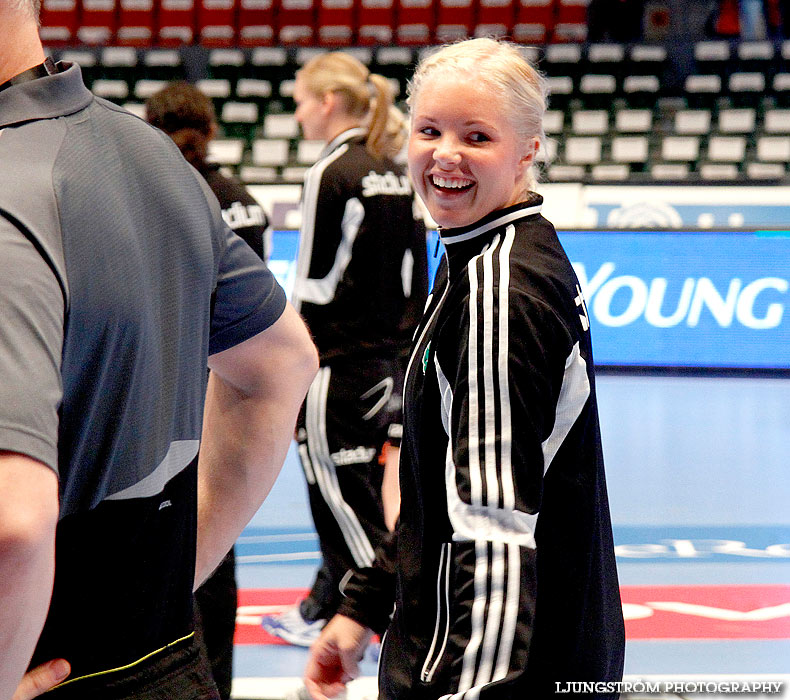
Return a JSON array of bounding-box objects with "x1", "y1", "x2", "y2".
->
[
  {"x1": 407, "y1": 37, "x2": 547, "y2": 192},
  {"x1": 297, "y1": 52, "x2": 406, "y2": 160}
]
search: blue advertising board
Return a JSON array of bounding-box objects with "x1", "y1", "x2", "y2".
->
[
  {"x1": 561, "y1": 230, "x2": 790, "y2": 369},
  {"x1": 269, "y1": 229, "x2": 790, "y2": 370}
]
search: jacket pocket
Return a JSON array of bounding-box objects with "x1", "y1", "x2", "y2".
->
[{"x1": 420, "y1": 542, "x2": 452, "y2": 683}]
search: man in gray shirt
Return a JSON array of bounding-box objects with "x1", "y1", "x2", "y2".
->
[{"x1": 0, "y1": 1, "x2": 318, "y2": 697}]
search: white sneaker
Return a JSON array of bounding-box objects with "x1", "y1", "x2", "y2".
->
[{"x1": 261, "y1": 605, "x2": 326, "y2": 647}]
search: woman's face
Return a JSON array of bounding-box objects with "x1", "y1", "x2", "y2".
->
[
  {"x1": 408, "y1": 74, "x2": 534, "y2": 229},
  {"x1": 294, "y1": 74, "x2": 328, "y2": 142}
]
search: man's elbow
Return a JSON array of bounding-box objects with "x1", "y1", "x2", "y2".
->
[
  {"x1": 0, "y1": 492, "x2": 58, "y2": 564},
  {"x1": 296, "y1": 333, "x2": 320, "y2": 392}
]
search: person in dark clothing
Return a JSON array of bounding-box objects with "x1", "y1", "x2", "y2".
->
[
  {"x1": 146, "y1": 81, "x2": 271, "y2": 262},
  {"x1": 304, "y1": 38, "x2": 625, "y2": 700},
  {"x1": 0, "y1": 3, "x2": 317, "y2": 698},
  {"x1": 145, "y1": 81, "x2": 273, "y2": 700},
  {"x1": 260, "y1": 51, "x2": 428, "y2": 650}
]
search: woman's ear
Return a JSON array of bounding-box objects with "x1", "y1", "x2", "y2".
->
[{"x1": 520, "y1": 137, "x2": 540, "y2": 166}]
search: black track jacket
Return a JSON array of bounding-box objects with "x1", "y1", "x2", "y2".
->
[{"x1": 338, "y1": 196, "x2": 625, "y2": 700}]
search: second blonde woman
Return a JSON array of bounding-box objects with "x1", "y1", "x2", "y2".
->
[{"x1": 261, "y1": 52, "x2": 428, "y2": 648}]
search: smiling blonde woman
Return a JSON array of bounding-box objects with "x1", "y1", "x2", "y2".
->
[{"x1": 305, "y1": 38, "x2": 625, "y2": 700}]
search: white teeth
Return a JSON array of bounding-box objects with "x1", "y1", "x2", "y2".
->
[{"x1": 432, "y1": 175, "x2": 473, "y2": 189}]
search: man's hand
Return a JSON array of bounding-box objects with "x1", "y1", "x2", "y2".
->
[
  {"x1": 304, "y1": 615, "x2": 374, "y2": 700},
  {"x1": 12, "y1": 660, "x2": 70, "y2": 700}
]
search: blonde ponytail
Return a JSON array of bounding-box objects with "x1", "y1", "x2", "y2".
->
[{"x1": 297, "y1": 52, "x2": 405, "y2": 161}]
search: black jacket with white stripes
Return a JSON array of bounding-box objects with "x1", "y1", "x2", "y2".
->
[
  {"x1": 293, "y1": 128, "x2": 428, "y2": 364},
  {"x1": 338, "y1": 196, "x2": 625, "y2": 699}
]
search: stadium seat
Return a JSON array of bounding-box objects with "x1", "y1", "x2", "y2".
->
[
  {"x1": 544, "y1": 43, "x2": 583, "y2": 80},
  {"x1": 40, "y1": 0, "x2": 79, "y2": 44},
  {"x1": 746, "y1": 162, "x2": 785, "y2": 179},
  {"x1": 196, "y1": 78, "x2": 233, "y2": 100},
  {"x1": 239, "y1": 165, "x2": 280, "y2": 183},
  {"x1": 317, "y1": 0, "x2": 355, "y2": 45},
  {"x1": 756, "y1": 135, "x2": 790, "y2": 162},
  {"x1": 92, "y1": 78, "x2": 130, "y2": 100},
  {"x1": 141, "y1": 49, "x2": 184, "y2": 82},
  {"x1": 436, "y1": 0, "x2": 474, "y2": 43},
  {"x1": 297, "y1": 140, "x2": 325, "y2": 164},
  {"x1": 537, "y1": 137, "x2": 559, "y2": 163},
  {"x1": 611, "y1": 136, "x2": 649, "y2": 164},
  {"x1": 475, "y1": 0, "x2": 514, "y2": 38},
  {"x1": 547, "y1": 164, "x2": 586, "y2": 181},
  {"x1": 117, "y1": 0, "x2": 154, "y2": 45},
  {"x1": 209, "y1": 139, "x2": 246, "y2": 166},
  {"x1": 513, "y1": 0, "x2": 554, "y2": 44},
  {"x1": 650, "y1": 162, "x2": 690, "y2": 180},
  {"x1": 122, "y1": 102, "x2": 147, "y2": 119},
  {"x1": 579, "y1": 74, "x2": 617, "y2": 107},
  {"x1": 707, "y1": 135, "x2": 746, "y2": 162},
  {"x1": 252, "y1": 139, "x2": 290, "y2": 166},
  {"x1": 764, "y1": 109, "x2": 790, "y2": 133},
  {"x1": 693, "y1": 40, "x2": 730, "y2": 77},
  {"x1": 157, "y1": 0, "x2": 196, "y2": 45},
  {"x1": 717, "y1": 108, "x2": 756, "y2": 134},
  {"x1": 358, "y1": 0, "x2": 396, "y2": 44},
  {"x1": 771, "y1": 73, "x2": 790, "y2": 106},
  {"x1": 99, "y1": 46, "x2": 137, "y2": 82},
  {"x1": 622, "y1": 74, "x2": 659, "y2": 108},
  {"x1": 263, "y1": 113, "x2": 300, "y2": 139},
  {"x1": 728, "y1": 72, "x2": 766, "y2": 106},
  {"x1": 544, "y1": 110, "x2": 565, "y2": 135},
  {"x1": 661, "y1": 136, "x2": 700, "y2": 162},
  {"x1": 614, "y1": 109, "x2": 652, "y2": 133},
  {"x1": 278, "y1": 0, "x2": 316, "y2": 44},
  {"x1": 545, "y1": 75, "x2": 574, "y2": 111},
  {"x1": 587, "y1": 43, "x2": 625, "y2": 77},
  {"x1": 396, "y1": 0, "x2": 436, "y2": 45},
  {"x1": 133, "y1": 79, "x2": 169, "y2": 100},
  {"x1": 553, "y1": 0, "x2": 587, "y2": 42},
  {"x1": 591, "y1": 164, "x2": 630, "y2": 181},
  {"x1": 78, "y1": 0, "x2": 116, "y2": 45},
  {"x1": 238, "y1": 0, "x2": 276, "y2": 45},
  {"x1": 684, "y1": 74, "x2": 722, "y2": 108},
  {"x1": 674, "y1": 109, "x2": 712, "y2": 135},
  {"x1": 282, "y1": 166, "x2": 311, "y2": 182},
  {"x1": 571, "y1": 110, "x2": 608, "y2": 135},
  {"x1": 236, "y1": 78, "x2": 274, "y2": 105},
  {"x1": 699, "y1": 163, "x2": 739, "y2": 180},
  {"x1": 628, "y1": 44, "x2": 667, "y2": 76},
  {"x1": 208, "y1": 48, "x2": 246, "y2": 82},
  {"x1": 736, "y1": 40, "x2": 774, "y2": 75},
  {"x1": 564, "y1": 136, "x2": 602, "y2": 165},
  {"x1": 221, "y1": 102, "x2": 260, "y2": 131}
]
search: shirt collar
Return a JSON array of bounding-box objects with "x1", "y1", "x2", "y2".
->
[{"x1": 0, "y1": 62, "x2": 92, "y2": 130}]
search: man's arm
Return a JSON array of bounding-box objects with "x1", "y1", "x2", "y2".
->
[
  {"x1": 195, "y1": 302, "x2": 318, "y2": 587},
  {"x1": 0, "y1": 454, "x2": 59, "y2": 700}
]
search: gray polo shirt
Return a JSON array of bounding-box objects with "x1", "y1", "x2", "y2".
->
[{"x1": 0, "y1": 63, "x2": 286, "y2": 518}]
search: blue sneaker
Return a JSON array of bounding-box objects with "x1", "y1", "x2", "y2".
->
[{"x1": 261, "y1": 605, "x2": 326, "y2": 647}]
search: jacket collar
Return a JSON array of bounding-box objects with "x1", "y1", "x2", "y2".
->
[
  {"x1": 440, "y1": 194, "x2": 544, "y2": 247},
  {"x1": 0, "y1": 62, "x2": 92, "y2": 129},
  {"x1": 319, "y1": 127, "x2": 367, "y2": 159}
]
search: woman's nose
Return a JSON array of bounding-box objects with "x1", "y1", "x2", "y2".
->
[{"x1": 433, "y1": 136, "x2": 462, "y2": 166}]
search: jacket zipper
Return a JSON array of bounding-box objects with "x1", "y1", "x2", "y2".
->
[{"x1": 420, "y1": 542, "x2": 452, "y2": 683}]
